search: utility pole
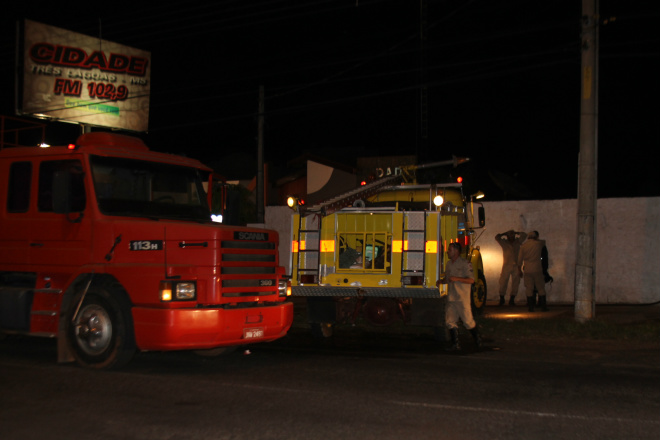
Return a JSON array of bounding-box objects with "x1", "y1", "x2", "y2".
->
[
  {"x1": 575, "y1": 0, "x2": 598, "y2": 322},
  {"x1": 419, "y1": 0, "x2": 429, "y2": 158},
  {"x1": 257, "y1": 85, "x2": 265, "y2": 223}
]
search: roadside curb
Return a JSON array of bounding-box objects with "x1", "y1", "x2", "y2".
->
[{"x1": 483, "y1": 302, "x2": 660, "y2": 325}]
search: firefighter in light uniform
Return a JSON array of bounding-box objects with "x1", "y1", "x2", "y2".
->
[
  {"x1": 495, "y1": 230, "x2": 527, "y2": 306},
  {"x1": 438, "y1": 242, "x2": 483, "y2": 351},
  {"x1": 518, "y1": 230, "x2": 548, "y2": 312}
]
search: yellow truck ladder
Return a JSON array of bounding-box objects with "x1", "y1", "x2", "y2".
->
[
  {"x1": 401, "y1": 212, "x2": 427, "y2": 284},
  {"x1": 293, "y1": 213, "x2": 321, "y2": 282}
]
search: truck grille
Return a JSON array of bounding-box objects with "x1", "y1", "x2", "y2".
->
[{"x1": 219, "y1": 239, "x2": 277, "y2": 297}]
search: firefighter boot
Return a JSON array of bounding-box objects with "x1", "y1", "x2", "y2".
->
[
  {"x1": 447, "y1": 328, "x2": 461, "y2": 352},
  {"x1": 469, "y1": 327, "x2": 483, "y2": 350},
  {"x1": 527, "y1": 296, "x2": 535, "y2": 312},
  {"x1": 509, "y1": 296, "x2": 516, "y2": 306},
  {"x1": 499, "y1": 296, "x2": 505, "y2": 306},
  {"x1": 539, "y1": 295, "x2": 549, "y2": 312}
]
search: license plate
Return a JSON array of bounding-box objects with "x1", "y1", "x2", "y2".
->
[{"x1": 243, "y1": 328, "x2": 264, "y2": 339}]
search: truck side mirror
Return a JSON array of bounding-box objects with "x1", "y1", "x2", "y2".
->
[{"x1": 478, "y1": 206, "x2": 486, "y2": 227}]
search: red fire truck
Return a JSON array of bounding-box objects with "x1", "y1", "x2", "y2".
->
[{"x1": 0, "y1": 132, "x2": 293, "y2": 368}]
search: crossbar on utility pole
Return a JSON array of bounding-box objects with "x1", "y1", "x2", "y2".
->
[{"x1": 575, "y1": 0, "x2": 599, "y2": 322}]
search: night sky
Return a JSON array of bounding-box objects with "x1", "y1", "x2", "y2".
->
[{"x1": 2, "y1": 0, "x2": 658, "y2": 201}]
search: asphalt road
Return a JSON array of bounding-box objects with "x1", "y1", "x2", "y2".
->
[{"x1": 1, "y1": 325, "x2": 659, "y2": 440}]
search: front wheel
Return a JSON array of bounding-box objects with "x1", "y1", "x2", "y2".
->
[{"x1": 67, "y1": 285, "x2": 135, "y2": 369}]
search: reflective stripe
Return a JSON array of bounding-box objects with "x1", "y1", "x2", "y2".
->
[
  {"x1": 425, "y1": 241, "x2": 437, "y2": 253},
  {"x1": 292, "y1": 241, "x2": 298, "y2": 253},
  {"x1": 320, "y1": 240, "x2": 335, "y2": 252}
]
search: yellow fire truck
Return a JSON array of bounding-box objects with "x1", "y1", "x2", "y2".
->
[{"x1": 288, "y1": 158, "x2": 486, "y2": 338}]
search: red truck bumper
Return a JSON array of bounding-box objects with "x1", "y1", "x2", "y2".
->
[{"x1": 132, "y1": 301, "x2": 294, "y2": 351}]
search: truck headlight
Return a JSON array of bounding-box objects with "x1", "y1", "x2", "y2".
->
[
  {"x1": 160, "y1": 281, "x2": 197, "y2": 301},
  {"x1": 175, "y1": 282, "x2": 196, "y2": 300}
]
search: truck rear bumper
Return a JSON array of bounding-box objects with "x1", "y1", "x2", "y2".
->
[
  {"x1": 292, "y1": 286, "x2": 442, "y2": 298},
  {"x1": 132, "y1": 301, "x2": 293, "y2": 351}
]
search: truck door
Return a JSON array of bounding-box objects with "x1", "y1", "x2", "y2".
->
[
  {"x1": 0, "y1": 161, "x2": 32, "y2": 268},
  {"x1": 29, "y1": 159, "x2": 92, "y2": 269}
]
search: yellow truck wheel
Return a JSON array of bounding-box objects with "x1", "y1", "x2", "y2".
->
[
  {"x1": 471, "y1": 271, "x2": 487, "y2": 315},
  {"x1": 364, "y1": 298, "x2": 399, "y2": 326}
]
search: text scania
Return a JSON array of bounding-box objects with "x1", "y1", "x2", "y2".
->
[
  {"x1": 30, "y1": 43, "x2": 149, "y2": 76},
  {"x1": 236, "y1": 232, "x2": 268, "y2": 241}
]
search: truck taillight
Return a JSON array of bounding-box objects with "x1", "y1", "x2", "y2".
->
[
  {"x1": 160, "y1": 281, "x2": 196, "y2": 301},
  {"x1": 300, "y1": 274, "x2": 318, "y2": 284},
  {"x1": 402, "y1": 275, "x2": 424, "y2": 286}
]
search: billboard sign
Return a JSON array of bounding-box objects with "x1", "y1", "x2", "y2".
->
[{"x1": 19, "y1": 20, "x2": 151, "y2": 132}]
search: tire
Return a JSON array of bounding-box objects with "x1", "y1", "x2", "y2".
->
[
  {"x1": 471, "y1": 271, "x2": 487, "y2": 316},
  {"x1": 67, "y1": 284, "x2": 135, "y2": 369},
  {"x1": 363, "y1": 298, "x2": 398, "y2": 326}
]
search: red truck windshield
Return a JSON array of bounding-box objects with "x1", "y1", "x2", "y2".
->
[{"x1": 90, "y1": 155, "x2": 211, "y2": 221}]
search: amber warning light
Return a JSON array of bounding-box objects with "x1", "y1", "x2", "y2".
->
[{"x1": 287, "y1": 196, "x2": 305, "y2": 208}]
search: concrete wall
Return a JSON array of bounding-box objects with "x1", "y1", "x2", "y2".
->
[
  {"x1": 262, "y1": 206, "x2": 295, "y2": 276},
  {"x1": 265, "y1": 197, "x2": 660, "y2": 304}
]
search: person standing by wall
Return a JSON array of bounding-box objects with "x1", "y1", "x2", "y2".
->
[
  {"x1": 518, "y1": 231, "x2": 549, "y2": 312},
  {"x1": 495, "y1": 230, "x2": 527, "y2": 306},
  {"x1": 437, "y1": 242, "x2": 482, "y2": 351}
]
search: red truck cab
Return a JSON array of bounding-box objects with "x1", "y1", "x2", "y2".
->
[{"x1": 0, "y1": 132, "x2": 293, "y2": 368}]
